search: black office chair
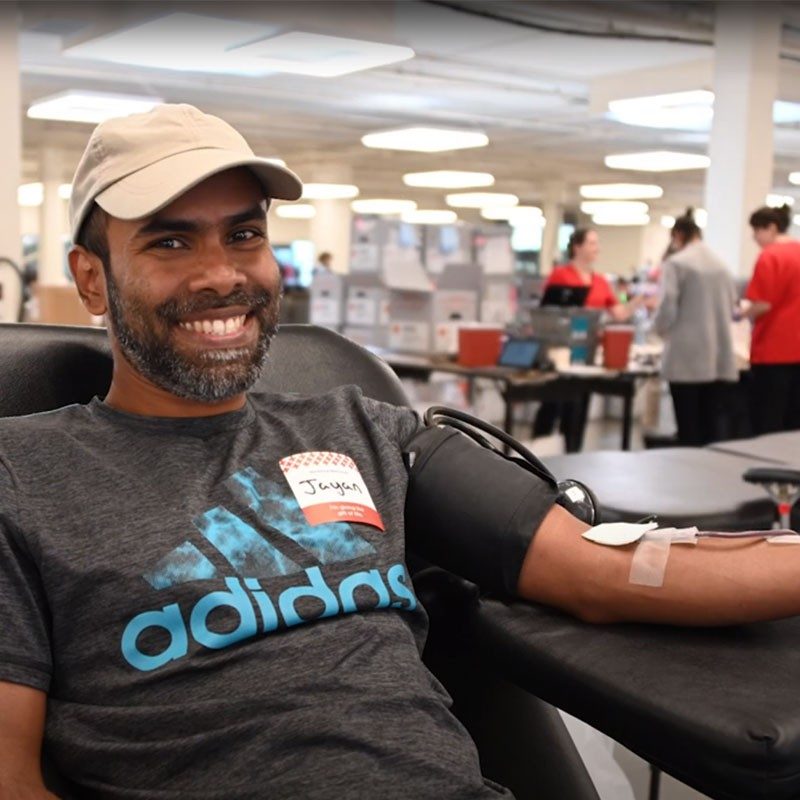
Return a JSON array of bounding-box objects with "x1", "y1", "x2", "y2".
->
[{"x1": 0, "y1": 322, "x2": 599, "y2": 800}]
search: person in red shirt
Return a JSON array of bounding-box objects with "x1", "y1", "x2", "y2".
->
[
  {"x1": 534, "y1": 228, "x2": 643, "y2": 449},
  {"x1": 744, "y1": 204, "x2": 800, "y2": 434},
  {"x1": 545, "y1": 228, "x2": 643, "y2": 320}
]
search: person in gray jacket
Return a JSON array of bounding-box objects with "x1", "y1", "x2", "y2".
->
[{"x1": 653, "y1": 209, "x2": 739, "y2": 446}]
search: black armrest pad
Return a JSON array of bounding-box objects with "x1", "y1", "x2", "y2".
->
[
  {"x1": 744, "y1": 467, "x2": 800, "y2": 486},
  {"x1": 469, "y1": 598, "x2": 800, "y2": 800}
]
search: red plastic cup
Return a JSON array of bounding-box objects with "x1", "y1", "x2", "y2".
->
[{"x1": 602, "y1": 325, "x2": 634, "y2": 369}]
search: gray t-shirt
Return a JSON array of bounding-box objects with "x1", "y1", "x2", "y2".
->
[{"x1": 0, "y1": 386, "x2": 509, "y2": 799}]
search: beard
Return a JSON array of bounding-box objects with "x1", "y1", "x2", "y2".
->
[{"x1": 104, "y1": 269, "x2": 280, "y2": 403}]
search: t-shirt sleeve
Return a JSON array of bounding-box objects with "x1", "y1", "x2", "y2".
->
[
  {"x1": 745, "y1": 252, "x2": 775, "y2": 303},
  {"x1": 359, "y1": 395, "x2": 422, "y2": 449},
  {"x1": 0, "y1": 460, "x2": 52, "y2": 691}
]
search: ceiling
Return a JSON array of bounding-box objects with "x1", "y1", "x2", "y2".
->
[{"x1": 15, "y1": 0, "x2": 800, "y2": 222}]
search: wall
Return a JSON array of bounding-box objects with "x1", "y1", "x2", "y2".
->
[{"x1": 593, "y1": 223, "x2": 669, "y2": 277}]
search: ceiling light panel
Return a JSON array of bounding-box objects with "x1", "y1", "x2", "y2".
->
[
  {"x1": 403, "y1": 171, "x2": 494, "y2": 189},
  {"x1": 64, "y1": 13, "x2": 280, "y2": 75},
  {"x1": 401, "y1": 210, "x2": 458, "y2": 225},
  {"x1": 362, "y1": 127, "x2": 488, "y2": 153},
  {"x1": 446, "y1": 192, "x2": 518, "y2": 209},
  {"x1": 275, "y1": 204, "x2": 316, "y2": 219},
  {"x1": 592, "y1": 213, "x2": 650, "y2": 226},
  {"x1": 660, "y1": 215, "x2": 676, "y2": 228},
  {"x1": 579, "y1": 183, "x2": 663, "y2": 200},
  {"x1": 18, "y1": 183, "x2": 43, "y2": 207},
  {"x1": 580, "y1": 200, "x2": 649, "y2": 215},
  {"x1": 789, "y1": 172, "x2": 800, "y2": 186},
  {"x1": 481, "y1": 205, "x2": 543, "y2": 222},
  {"x1": 27, "y1": 90, "x2": 162, "y2": 123},
  {"x1": 302, "y1": 183, "x2": 359, "y2": 200},
  {"x1": 605, "y1": 151, "x2": 710, "y2": 172},
  {"x1": 608, "y1": 90, "x2": 714, "y2": 131},
  {"x1": 351, "y1": 199, "x2": 417, "y2": 215},
  {"x1": 766, "y1": 193, "x2": 795, "y2": 207},
  {"x1": 58, "y1": 184, "x2": 73, "y2": 200},
  {"x1": 229, "y1": 31, "x2": 414, "y2": 78}
]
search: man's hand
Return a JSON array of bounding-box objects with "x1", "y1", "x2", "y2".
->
[{"x1": 0, "y1": 681, "x2": 57, "y2": 799}]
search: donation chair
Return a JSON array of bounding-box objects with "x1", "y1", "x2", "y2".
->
[{"x1": 0, "y1": 322, "x2": 599, "y2": 800}]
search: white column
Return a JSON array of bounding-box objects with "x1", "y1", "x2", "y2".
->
[
  {"x1": 703, "y1": 3, "x2": 782, "y2": 277},
  {"x1": 39, "y1": 147, "x2": 69, "y2": 286},
  {"x1": 310, "y1": 200, "x2": 352, "y2": 274},
  {"x1": 539, "y1": 182, "x2": 564, "y2": 275},
  {"x1": 0, "y1": 3, "x2": 22, "y2": 323}
]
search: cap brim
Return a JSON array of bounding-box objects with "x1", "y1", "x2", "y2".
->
[{"x1": 94, "y1": 148, "x2": 303, "y2": 222}]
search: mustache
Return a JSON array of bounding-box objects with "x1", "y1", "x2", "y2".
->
[{"x1": 156, "y1": 288, "x2": 275, "y2": 322}]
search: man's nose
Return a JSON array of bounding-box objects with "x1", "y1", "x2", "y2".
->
[{"x1": 188, "y1": 242, "x2": 246, "y2": 296}]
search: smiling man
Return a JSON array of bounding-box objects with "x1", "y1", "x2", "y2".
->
[{"x1": 4, "y1": 104, "x2": 800, "y2": 800}]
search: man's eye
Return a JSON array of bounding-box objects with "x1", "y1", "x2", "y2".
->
[
  {"x1": 153, "y1": 238, "x2": 185, "y2": 250},
  {"x1": 230, "y1": 229, "x2": 264, "y2": 243}
]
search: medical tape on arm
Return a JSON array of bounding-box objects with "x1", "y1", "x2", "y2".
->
[{"x1": 584, "y1": 523, "x2": 800, "y2": 589}]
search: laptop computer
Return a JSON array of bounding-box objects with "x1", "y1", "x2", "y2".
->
[{"x1": 540, "y1": 284, "x2": 590, "y2": 307}]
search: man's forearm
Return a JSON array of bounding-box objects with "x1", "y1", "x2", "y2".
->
[
  {"x1": 519, "y1": 504, "x2": 800, "y2": 626},
  {"x1": 0, "y1": 779, "x2": 59, "y2": 800}
]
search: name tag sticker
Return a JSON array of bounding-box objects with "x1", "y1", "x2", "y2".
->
[{"x1": 279, "y1": 451, "x2": 385, "y2": 531}]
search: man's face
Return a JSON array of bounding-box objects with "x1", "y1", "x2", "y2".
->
[{"x1": 102, "y1": 168, "x2": 281, "y2": 403}]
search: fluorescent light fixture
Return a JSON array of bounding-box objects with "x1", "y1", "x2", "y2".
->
[
  {"x1": 302, "y1": 183, "x2": 359, "y2": 200},
  {"x1": 228, "y1": 31, "x2": 414, "y2": 78},
  {"x1": 695, "y1": 208, "x2": 707, "y2": 228},
  {"x1": 446, "y1": 192, "x2": 518, "y2": 209},
  {"x1": 605, "y1": 151, "x2": 710, "y2": 172},
  {"x1": 18, "y1": 183, "x2": 43, "y2": 207},
  {"x1": 766, "y1": 193, "x2": 795, "y2": 207},
  {"x1": 27, "y1": 90, "x2": 162, "y2": 124},
  {"x1": 275, "y1": 204, "x2": 316, "y2": 219},
  {"x1": 793, "y1": 215, "x2": 800, "y2": 227},
  {"x1": 401, "y1": 209, "x2": 458, "y2": 225},
  {"x1": 608, "y1": 90, "x2": 714, "y2": 131},
  {"x1": 789, "y1": 172, "x2": 800, "y2": 186},
  {"x1": 403, "y1": 171, "x2": 494, "y2": 189},
  {"x1": 592, "y1": 213, "x2": 650, "y2": 226},
  {"x1": 580, "y1": 183, "x2": 663, "y2": 200},
  {"x1": 660, "y1": 215, "x2": 676, "y2": 228},
  {"x1": 607, "y1": 91, "x2": 800, "y2": 131},
  {"x1": 362, "y1": 127, "x2": 488, "y2": 153},
  {"x1": 58, "y1": 184, "x2": 73, "y2": 200},
  {"x1": 580, "y1": 200, "x2": 649, "y2": 215},
  {"x1": 64, "y1": 13, "x2": 279, "y2": 75},
  {"x1": 351, "y1": 199, "x2": 417, "y2": 215}
]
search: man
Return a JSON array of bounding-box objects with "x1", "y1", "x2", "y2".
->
[{"x1": 2, "y1": 105, "x2": 800, "y2": 800}]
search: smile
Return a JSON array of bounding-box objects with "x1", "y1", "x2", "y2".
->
[{"x1": 178, "y1": 315, "x2": 247, "y2": 336}]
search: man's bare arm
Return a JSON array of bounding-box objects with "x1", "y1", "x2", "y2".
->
[
  {"x1": 0, "y1": 681, "x2": 58, "y2": 799},
  {"x1": 519, "y1": 504, "x2": 800, "y2": 626}
]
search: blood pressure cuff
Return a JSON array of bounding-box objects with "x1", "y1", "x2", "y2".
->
[{"x1": 403, "y1": 425, "x2": 559, "y2": 596}]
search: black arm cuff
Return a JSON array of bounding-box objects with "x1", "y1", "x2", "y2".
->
[{"x1": 403, "y1": 426, "x2": 559, "y2": 596}]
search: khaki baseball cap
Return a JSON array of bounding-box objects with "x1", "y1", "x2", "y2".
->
[{"x1": 69, "y1": 103, "x2": 303, "y2": 241}]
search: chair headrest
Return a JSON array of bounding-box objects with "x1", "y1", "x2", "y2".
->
[{"x1": 0, "y1": 323, "x2": 408, "y2": 418}]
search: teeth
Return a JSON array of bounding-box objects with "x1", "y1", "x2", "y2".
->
[{"x1": 180, "y1": 315, "x2": 246, "y2": 335}]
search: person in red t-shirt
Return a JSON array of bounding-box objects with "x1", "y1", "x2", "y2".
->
[
  {"x1": 534, "y1": 228, "x2": 644, "y2": 450},
  {"x1": 744, "y1": 204, "x2": 800, "y2": 434},
  {"x1": 545, "y1": 228, "x2": 644, "y2": 320}
]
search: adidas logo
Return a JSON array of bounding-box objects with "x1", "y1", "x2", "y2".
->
[{"x1": 120, "y1": 467, "x2": 417, "y2": 672}]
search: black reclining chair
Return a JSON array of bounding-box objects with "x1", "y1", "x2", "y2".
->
[{"x1": 0, "y1": 322, "x2": 599, "y2": 800}]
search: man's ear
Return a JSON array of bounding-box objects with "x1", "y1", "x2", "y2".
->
[{"x1": 68, "y1": 246, "x2": 108, "y2": 316}]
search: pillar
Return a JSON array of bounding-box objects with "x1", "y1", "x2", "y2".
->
[
  {"x1": 0, "y1": 3, "x2": 22, "y2": 323},
  {"x1": 539, "y1": 182, "x2": 564, "y2": 275},
  {"x1": 310, "y1": 200, "x2": 352, "y2": 275},
  {"x1": 703, "y1": 3, "x2": 782, "y2": 277},
  {"x1": 39, "y1": 147, "x2": 70, "y2": 286}
]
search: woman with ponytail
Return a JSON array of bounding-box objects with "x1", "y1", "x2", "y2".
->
[
  {"x1": 653, "y1": 208, "x2": 738, "y2": 445},
  {"x1": 744, "y1": 203, "x2": 800, "y2": 433}
]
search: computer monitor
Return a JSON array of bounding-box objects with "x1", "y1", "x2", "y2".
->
[
  {"x1": 540, "y1": 284, "x2": 590, "y2": 308},
  {"x1": 497, "y1": 338, "x2": 541, "y2": 370}
]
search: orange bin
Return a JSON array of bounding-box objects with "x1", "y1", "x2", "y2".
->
[{"x1": 458, "y1": 327, "x2": 504, "y2": 367}]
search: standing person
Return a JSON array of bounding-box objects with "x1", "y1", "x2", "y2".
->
[
  {"x1": 533, "y1": 228, "x2": 643, "y2": 450},
  {"x1": 314, "y1": 250, "x2": 333, "y2": 274},
  {"x1": 743, "y1": 204, "x2": 800, "y2": 434},
  {"x1": 653, "y1": 209, "x2": 739, "y2": 446}
]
